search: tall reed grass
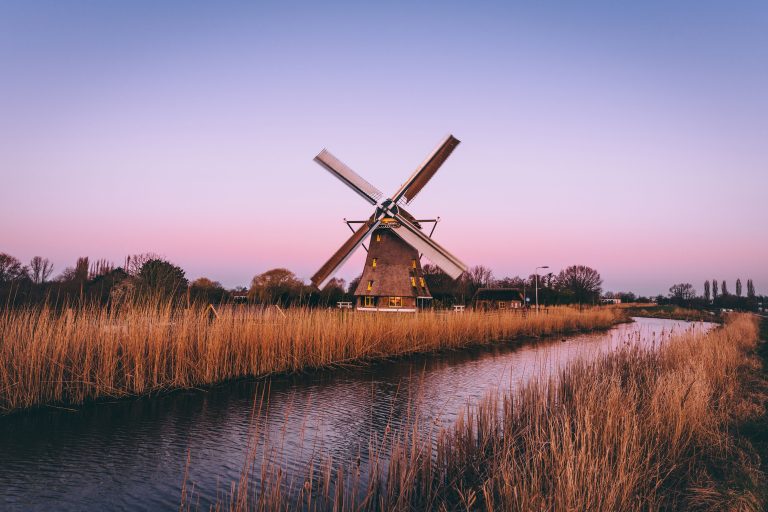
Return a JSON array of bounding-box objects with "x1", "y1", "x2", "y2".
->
[
  {"x1": 199, "y1": 314, "x2": 764, "y2": 511},
  {"x1": 0, "y1": 303, "x2": 620, "y2": 412}
]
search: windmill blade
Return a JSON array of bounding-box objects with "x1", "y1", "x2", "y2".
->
[
  {"x1": 391, "y1": 213, "x2": 467, "y2": 279},
  {"x1": 311, "y1": 219, "x2": 381, "y2": 289},
  {"x1": 314, "y1": 149, "x2": 383, "y2": 205},
  {"x1": 392, "y1": 135, "x2": 460, "y2": 205}
]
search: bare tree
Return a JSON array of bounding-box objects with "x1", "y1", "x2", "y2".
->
[
  {"x1": 125, "y1": 253, "x2": 163, "y2": 276},
  {"x1": 497, "y1": 276, "x2": 526, "y2": 288},
  {"x1": 704, "y1": 280, "x2": 710, "y2": 302},
  {"x1": 463, "y1": 265, "x2": 494, "y2": 288},
  {"x1": 29, "y1": 256, "x2": 54, "y2": 284},
  {"x1": 712, "y1": 279, "x2": 719, "y2": 299},
  {"x1": 0, "y1": 253, "x2": 28, "y2": 282},
  {"x1": 735, "y1": 278, "x2": 742, "y2": 297},
  {"x1": 89, "y1": 258, "x2": 114, "y2": 279},
  {"x1": 721, "y1": 280, "x2": 729, "y2": 296},
  {"x1": 556, "y1": 265, "x2": 602, "y2": 305},
  {"x1": 458, "y1": 265, "x2": 494, "y2": 302},
  {"x1": 669, "y1": 283, "x2": 696, "y2": 304}
]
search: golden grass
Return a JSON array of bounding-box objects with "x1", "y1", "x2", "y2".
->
[
  {"x1": 0, "y1": 303, "x2": 621, "y2": 413},
  {"x1": 203, "y1": 313, "x2": 765, "y2": 511}
]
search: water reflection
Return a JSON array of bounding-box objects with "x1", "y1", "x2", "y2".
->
[{"x1": 0, "y1": 317, "x2": 714, "y2": 511}]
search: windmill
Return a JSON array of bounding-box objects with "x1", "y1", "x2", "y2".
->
[{"x1": 310, "y1": 135, "x2": 468, "y2": 311}]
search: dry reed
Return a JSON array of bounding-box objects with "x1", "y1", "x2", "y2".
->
[
  {"x1": 0, "y1": 303, "x2": 620, "y2": 412},
  {"x1": 201, "y1": 313, "x2": 764, "y2": 511}
]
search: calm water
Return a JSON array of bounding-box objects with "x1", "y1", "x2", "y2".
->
[{"x1": 0, "y1": 317, "x2": 714, "y2": 511}]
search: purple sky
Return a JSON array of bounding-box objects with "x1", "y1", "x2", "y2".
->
[{"x1": 1, "y1": 1, "x2": 766, "y2": 296}]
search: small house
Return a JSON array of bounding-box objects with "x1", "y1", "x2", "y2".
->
[{"x1": 473, "y1": 288, "x2": 524, "y2": 310}]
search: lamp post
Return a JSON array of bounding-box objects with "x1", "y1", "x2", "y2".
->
[{"x1": 535, "y1": 265, "x2": 549, "y2": 313}]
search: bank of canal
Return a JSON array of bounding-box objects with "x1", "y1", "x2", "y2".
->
[{"x1": 0, "y1": 317, "x2": 714, "y2": 511}]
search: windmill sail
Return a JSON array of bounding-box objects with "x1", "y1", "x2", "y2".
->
[
  {"x1": 311, "y1": 219, "x2": 381, "y2": 289},
  {"x1": 391, "y1": 213, "x2": 467, "y2": 279},
  {"x1": 310, "y1": 134, "x2": 467, "y2": 299},
  {"x1": 314, "y1": 149, "x2": 383, "y2": 205},
  {"x1": 393, "y1": 135, "x2": 460, "y2": 204}
]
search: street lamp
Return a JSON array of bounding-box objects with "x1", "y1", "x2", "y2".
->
[{"x1": 535, "y1": 266, "x2": 549, "y2": 313}]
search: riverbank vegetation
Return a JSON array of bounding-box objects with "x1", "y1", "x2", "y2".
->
[
  {"x1": 0, "y1": 251, "x2": 618, "y2": 309},
  {"x1": 621, "y1": 304, "x2": 720, "y2": 322},
  {"x1": 0, "y1": 303, "x2": 621, "y2": 413},
  {"x1": 197, "y1": 313, "x2": 766, "y2": 511}
]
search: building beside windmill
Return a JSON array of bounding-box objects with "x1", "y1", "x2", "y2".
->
[
  {"x1": 309, "y1": 135, "x2": 467, "y2": 312},
  {"x1": 473, "y1": 288, "x2": 525, "y2": 310}
]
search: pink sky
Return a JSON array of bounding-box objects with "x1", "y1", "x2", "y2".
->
[{"x1": 1, "y1": 1, "x2": 766, "y2": 296}]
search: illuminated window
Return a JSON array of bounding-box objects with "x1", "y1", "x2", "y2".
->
[
  {"x1": 411, "y1": 259, "x2": 417, "y2": 269},
  {"x1": 372, "y1": 258, "x2": 377, "y2": 268},
  {"x1": 376, "y1": 234, "x2": 381, "y2": 242},
  {"x1": 419, "y1": 277, "x2": 426, "y2": 288},
  {"x1": 388, "y1": 296, "x2": 402, "y2": 307},
  {"x1": 364, "y1": 296, "x2": 374, "y2": 307},
  {"x1": 410, "y1": 277, "x2": 416, "y2": 287},
  {"x1": 367, "y1": 280, "x2": 373, "y2": 291}
]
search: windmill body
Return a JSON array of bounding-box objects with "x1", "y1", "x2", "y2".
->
[
  {"x1": 354, "y1": 224, "x2": 431, "y2": 311},
  {"x1": 311, "y1": 135, "x2": 467, "y2": 312}
]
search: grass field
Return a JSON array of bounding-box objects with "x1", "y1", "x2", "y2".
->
[
  {"x1": 0, "y1": 303, "x2": 621, "y2": 413},
  {"x1": 197, "y1": 313, "x2": 766, "y2": 511}
]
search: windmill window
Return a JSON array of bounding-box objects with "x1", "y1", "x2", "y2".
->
[
  {"x1": 364, "y1": 296, "x2": 374, "y2": 307},
  {"x1": 389, "y1": 296, "x2": 402, "y2": 307},
  {"x1": 367, "y1": 280, "x2": 373, "y2": 291},
  {"x1": 372, "y1": 258, "x2": 377, "y2": 268},
  {"x1": 410, "y1": 277, "x2": 416, "y2": 287},
  {"x1": 419, "y1": 277, "x2": 426, "y2": 288},
  {"x1": 376, "y1": 234, "x2": 381, "y2": 242},
  {"x1": 411, "y1": 259, "x2": 417, "y2": 269},
  {"x1": 498, "y1": 301, "x2": 506, "y2": 309}
]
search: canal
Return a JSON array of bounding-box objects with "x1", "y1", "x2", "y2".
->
[{"x1": 0, "y1": 317, "x2": 714, "y2": 511}]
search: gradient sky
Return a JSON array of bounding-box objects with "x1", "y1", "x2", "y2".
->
[{"x1": 1, "y1": 1, "x2": 766, "y2": 296}]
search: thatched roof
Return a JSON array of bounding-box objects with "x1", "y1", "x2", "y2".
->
[{"x1": 354, "y1": 228, "x2": 430, "y2": 298}]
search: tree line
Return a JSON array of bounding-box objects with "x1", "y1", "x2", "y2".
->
[
  {"x1": 245, "y1": 264, "x2": 605, "y2": 308},
  {"x1": 663, "y1": 278, "x2": 763, "y2": 311},
  {"x1": 0, "y1": 252, "x2": 613, "y2": 309}
]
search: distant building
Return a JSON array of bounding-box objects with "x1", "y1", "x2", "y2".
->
[
  {"x1": 473, "y1": 288, "x2": 524, "y2": 310},
  {"x1": 600, "y1": 297, "x2": 622, "y2": 304},
  {"x1": 231, "y1": 290, "x2": 249, "y2": 304}
]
